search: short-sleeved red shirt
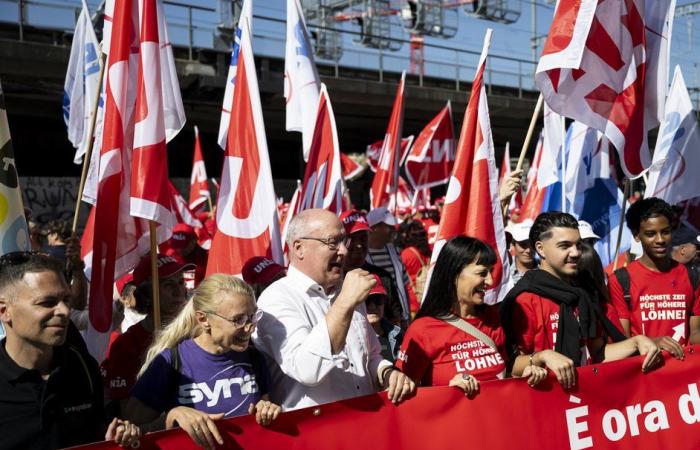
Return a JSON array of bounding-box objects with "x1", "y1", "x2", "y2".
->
[
  {"x1": 400, "y1": 246, "x2": 429, "y2": 287},
  {"x1": 608, "y1": 260, "x2": 700, "y2": 344},
  {"x1": 396, "y1": 307, "x2": 506, "y2": 386},
  {"x1": 510, "y1": 292, "x2": 594, "y2": 366},
  {"x1": 100, "y1": 322, "x2": 153, "y2": 401}
]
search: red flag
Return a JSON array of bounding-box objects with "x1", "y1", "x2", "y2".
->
[
  {"x1": 430, "y1": 29, "x2": 509, "y2": 304},
  {"x1": 297, "y1": 84, "x2": 344, "y2": 214},
  {"x1": 168, "y1": 181, "x2": 203, "y2": 229},
  {"x1": 536, "y1": 0, "x2": 674, "y2": 178},
  {"x1": 129, "y1": 0, "x2": 177, "y2": 230},
  {"x1": 340, "y1": 153, "x2": 364, "y2": 180},
  {"x1": 366, "y1": 136, "x2": 413, "y2": 172},
  {"x1": 498, "y1": 142, "x2": 522, "y2": 217},
  {"x1": 403, "y1": 102, "x2": 455, "y2": 191},
  {"x1": 206, "y1": 17, "x2": 283, "y2": 277},
  {"x1": 370, "y1": 72, "x2": 406, "y2": 208},
  {"x1": 189, "y1": 125, "x2": 211, "y2": 211},
  {"x1": 518, "y1": 133, "x2": 549, "y2": 222}
]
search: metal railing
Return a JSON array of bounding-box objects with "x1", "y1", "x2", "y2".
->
[{"x1": 0, "y1": 0, "x2": 540, "y2": 95}]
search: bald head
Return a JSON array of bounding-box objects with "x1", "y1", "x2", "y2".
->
[{"x1": 287, "y1": 209, "x2": 347, "y2": 291}]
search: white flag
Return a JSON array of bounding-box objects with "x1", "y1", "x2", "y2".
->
[
  {"x1": 645, "y1": 66, "x2": 700, "y2": 205},
  {"x1": 63, "y1": 0, "x2": 100, "y2": 164},
  {"x1": 217, "y1": 0, "x2": 252, "y2": 149},
  {"x1": 285, "y1": 0, "x2": 321, "y2": 161}
]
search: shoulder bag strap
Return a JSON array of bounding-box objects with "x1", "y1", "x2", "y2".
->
[{"x1": 438, "y1": 313, "x2": 499, "y2": 352}]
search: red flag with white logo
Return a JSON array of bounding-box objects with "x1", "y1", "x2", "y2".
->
[
  {"x1": 370, "y1": 72, "x2": 406, "y2": 208},
  {"x1": 403, "y1": 102, "x2": 455, "y2": 191},
  {"x1": 168, "y1": 181, "x2": 203, "y2": 229},
  {"x1": 498, "y1": 142, "x2": 522, "y2": 216},
  {"x1": 366, "y1": 136, "x2": 413, "y2": 172},
  {"x1": 340, "y1": 153, "x2": 364, "y2": 180},
  {"x1": 535, "y1": 0, "x2": 674, "y2": 178},
  {"x1": 189, "y1": 125, "x2": 211, "y2": 211},
  {"x1": 429, "y1": 29, "x2": 510, "y2": 304},
  {"x1": 206, "y1": 17, "x2": 283, "y2": 277},
  {"x1": 297, "y1": 84, "x2": 344, "y2": 214}
]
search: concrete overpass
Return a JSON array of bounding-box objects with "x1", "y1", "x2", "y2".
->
[{"x1": 0, "y1": 21, "x2": 540, "y2": 204}]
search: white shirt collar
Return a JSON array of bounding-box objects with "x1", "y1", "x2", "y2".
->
[{"x1": 286, "y1": 265, "x2": 335, "y2": 297}]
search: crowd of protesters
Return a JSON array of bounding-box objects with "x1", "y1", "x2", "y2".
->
[{"x1": 1, "y1": 189, "x2": 699, "y2": 450}]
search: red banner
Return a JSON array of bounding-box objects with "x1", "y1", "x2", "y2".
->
[{"x1": 76, "y1": 348, "x2": 700, "y2": 450}]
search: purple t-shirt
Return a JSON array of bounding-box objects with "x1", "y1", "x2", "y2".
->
[{"x1": 131, "y1": 338, "x2": 270, "y2": 418}]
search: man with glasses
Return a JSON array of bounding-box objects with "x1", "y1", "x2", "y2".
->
[
  {"x1": 0, "y1": 252, "x2": 140, "y2": 449},
  {"x1": 253, "y1": 209, "x2": 416, "y2": 411}
]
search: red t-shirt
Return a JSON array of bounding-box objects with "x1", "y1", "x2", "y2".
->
[
  {"x1": 100, "y1": 322, "x2": 153, "y2": 401},
  {"x1": 396, "y1": 308, "x2": 506, "y2": 386},
  {"x1": 510, "y1": 292, "x2": 594, "y2": 366},
  {"x1": 400, "y1": 246, "x2": 429, "y2": 287},
  {"x1": 419, "y1": 218, "x2": 439, "y2": 249},
  {"x1": 608, "y1": 260, "x2": 700, "y2": 344}
]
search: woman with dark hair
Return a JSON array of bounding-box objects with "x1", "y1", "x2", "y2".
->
[
  {"x1": 396, "y1": 236, "x2": 547, "y2": 396},
  {"x1": 574, "y1": 243, "x2": 625, "y2": 337}
]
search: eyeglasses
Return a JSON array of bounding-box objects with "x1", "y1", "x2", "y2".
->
[
  {"x1": 205, "y1": 308, "x2": 263, "y2": 328},
  {"x1": 299, "y1": 235, "x2": 350, "y2": 251}
]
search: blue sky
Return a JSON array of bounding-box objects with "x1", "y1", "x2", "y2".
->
[{"x1": 1, "y1": 0, "x2": 699, "y2": 104}]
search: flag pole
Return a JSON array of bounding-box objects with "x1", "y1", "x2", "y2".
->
[
  {"x1": 612, "y1": 178, "x2": 631, "y2": 271},
  {"x1": 72, "y1": 51, "x2": 107, "y2": 233},
  {"x1": 560, "y1": 115, "x2": 567, "y2": 212},
  {"x1": 504, "y1": 94, "x2": 544, "y2": 217},
  {"x1": 206, "y1": 195, "x2": 214, "y2": 214},
  {"x1": 149, "y1": 220, "x2": 162, "y2": 329}
]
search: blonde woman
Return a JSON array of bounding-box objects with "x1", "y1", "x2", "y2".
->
[{"x1": 125, "y1": 274, "x2": 281, "y2": 450}]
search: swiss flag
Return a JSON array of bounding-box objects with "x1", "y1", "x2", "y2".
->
[
  {"x1": 297, "y1": 84, "x2": 344, "y2": 214},
  {"x1": 206, "y1": 17, "x2": 283, "y2": 277},
  {"x1": 403, "y1": 102, "x2": 455, "y2": 191},
  {"x1": 370, "y1": 72, "x2": 406, "y2": 209},
  {"x1": 429, "y1": 29, "x2": 510, "y2": 304},
  {"x1": 189, "y1": 125, "x2": 211, "y2": 211},
  {"x1": 536, "y1": 0, "x2": 674, "y2": 178}
]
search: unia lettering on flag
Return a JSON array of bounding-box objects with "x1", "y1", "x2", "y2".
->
[
  {"x1": 428, "y1": 29, "x2": 510, "y2": 305},
  {"x1": 206, "y1": 16, "x2": 283, "y2": 277},
  {"x1": 535, "y1": 0, "x2": 675, "y2": 178},
  {"x1": 189, "y1": 125, "x2": 211, "y2": 211},
  {"x1": 297, "y1": 84, "x2": 343, "y2": 214}
]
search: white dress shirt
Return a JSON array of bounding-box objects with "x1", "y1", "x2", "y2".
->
[{"x1": 252, "y1": 266, "x2": 392, "y2": 411}]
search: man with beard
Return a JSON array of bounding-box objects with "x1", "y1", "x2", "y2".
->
[
  {"x1": 501, "y1": 212, "x2": 673, "y2": 389},
  {"x1": 253, "y1": 209, "x2": 416, "y2": 411},
  {"x1": 102, "y1": 255, "x2": 193, "y2": 416},
  {"x1": 609, "y1": 198, "x2": 700, "y2": 350}
]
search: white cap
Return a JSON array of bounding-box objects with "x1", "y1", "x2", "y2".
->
[
  {"x1": 367, "y1": 207, "x2": 398, "y2": 227},
  {"x1": 505, "y1": 219, "x2": 534, "y2": 243},
  {"x1": 578, "y1": 220, "x2": 601, "y2": 241}
]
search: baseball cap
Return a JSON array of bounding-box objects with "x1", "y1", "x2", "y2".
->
[
  {"x1": 578, "y1": 220, "x2": 601, "y2": 241},
  {"x1": 241, "y1": 256, "x2": 287, "y2": 286},
  {"x1": 505, "y1": 219, "x2": 533, "y2": 243},
  {"x1": 132, "y1": 255, "x2": 195, "y2": 286},
  {"x1": 115, "y1": 273, "x2": 134, "y2": 296},
  {"x1": 367, "y1": 207, "x2": 398, "y2": 227},
  {"x1": 169, "y1": 224, "x2": 196, "y2": 249},
  {"x1": 672, "y1": 226, "x2": 700, "y2": 247},
  {"x1": 340, "y1": 210, "x2": 370, "y2": 235},
  {"x1": 368, "y1": 274, "x2": 388, "y2": 299}
]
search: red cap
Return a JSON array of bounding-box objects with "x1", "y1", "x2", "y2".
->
[
  {"x1": 368, "y1": 274, "x2": 388, "y2": 298},
  {"x1": 339, "y1": 210, "x2": 370, "y2": 234},
  {"x1": 115, "y1": 273, "x2": 134, "y2": 296},
  {"x1": 132, "y1": 255, "x2": 195, "y2": 286},
  {"x1": 241, "y1": 256, "x2": 286, "y2": 286},
  {"x1": 169, "y1": 224, "x2": 196, "y2": 249}
]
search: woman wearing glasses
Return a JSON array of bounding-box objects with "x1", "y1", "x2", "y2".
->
[{"x1": 125, "y1": 274, "x2": 281, "y2": 449}]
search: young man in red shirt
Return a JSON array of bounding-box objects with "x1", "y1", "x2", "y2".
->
[
  {"x1": 501, "y1": 212, "x2": 677, "y2": 389},
  {"x1": 609, "y1": 198, "x2": 700, "y2": 351}
]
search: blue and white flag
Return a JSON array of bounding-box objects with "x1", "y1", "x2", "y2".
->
[
  {"x1": 645, "y1": 66, "x2": 700, "y2": 205},
  {"x1": 564, "y1": 121, "x2": 631, "y2": 266},
  {"x1": 217, "y1": 0, "x2": 252, "y2": 150},
  {"x1": 63, "y1": 0, "x2": 100, "y2": 164},
  {"x1": 285, "y1": 0, "x2": 321, "y2": 161}
]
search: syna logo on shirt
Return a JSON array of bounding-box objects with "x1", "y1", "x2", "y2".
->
[{"x1": 178, "y1": 374, "x2": 259, "y2": 407}]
